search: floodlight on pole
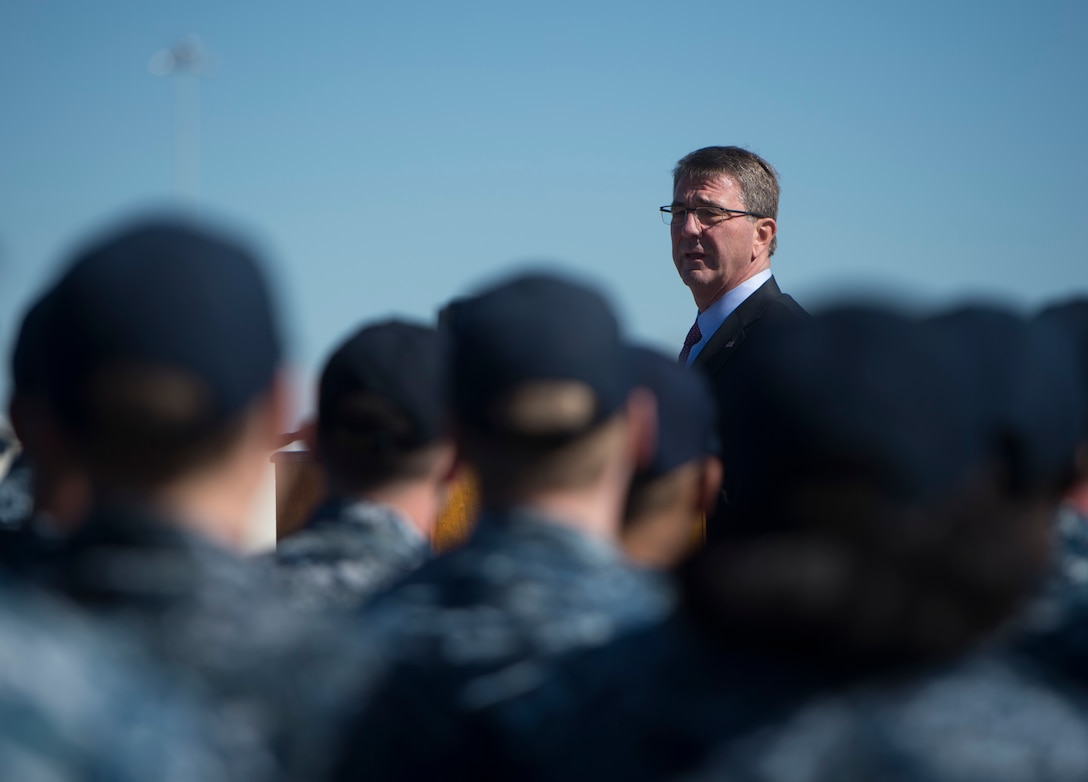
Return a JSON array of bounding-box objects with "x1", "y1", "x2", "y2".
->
[{"x1": 149, "y1": 37, "x2": 214, "y2": 206}]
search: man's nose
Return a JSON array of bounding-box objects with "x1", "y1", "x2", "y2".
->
[{"x1": 677, "y1": 210, "x2": 703, "y2": 236}]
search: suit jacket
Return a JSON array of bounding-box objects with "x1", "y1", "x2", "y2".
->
[{"x1": 692, "y1": 276, "x2": 808, "y2": 537}]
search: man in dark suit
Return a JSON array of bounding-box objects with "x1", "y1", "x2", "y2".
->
[{"x1": 662, "y1": 146, "x2": 808, "y2": 532}]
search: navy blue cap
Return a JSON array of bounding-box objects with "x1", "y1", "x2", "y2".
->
[
  {"x1": 725, "y1": 307, "x2": 989, "y2": 528},
  {"x1": 10, "y1": 290, "x2": 55, "y2": 399},
  {"x1": 446, "y1": 273, "x2": 634, "y2": 440},
  {"x1": 318, "y1": 320, "x2": 445, "y2": 448},
  {"x1": 929, "y1": 305, "x2": 1083, "y2": 493},
  {"x1": 44, "y1": 218, "x2": 282, "y2": 432},
  {"x1": 1037, "y1": 297, "x2": 1088, "y2": 443},
  {"x1": 631, "y1": 345, "x2": 718, "y2": 479}
]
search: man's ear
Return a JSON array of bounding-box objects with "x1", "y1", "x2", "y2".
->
[
  {"x1": 626, "y1": 387, "x2": 658, "y2": 471},
  {"x1": 753, "y1": 217, "x2": 777, "y2": 258},
  {"x1": 697, "y1": 456, "x2": 723, "y2": 516}
]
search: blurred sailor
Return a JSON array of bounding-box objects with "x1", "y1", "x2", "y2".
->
[
  {"x1": 0, "y1": 579, "x2": 233, "y2": 782},
  {"x1": 270, "y1": 320, "x2": 454, "y2": 609},
  {"x1": 1012, "y1": 298, "x2": 1088, "y2": 683},
  {"x1": 34, "y1": 217, "x2": 377, "y2": 782},
  {"x1": 1048, "y1": 299, "x2": 1088, "y2": 555},
  {"x1": 0, "y1": 437, "x2": 32, "y2": 532},
  {"x1": 0, "y1": 290, "x2": 89, "y2": 553},
  {"x1": 620, "y1": 346, "x2": 720, "y2": 569},
  {"x1": 472, "y1": 306, "x2": 1086, "y2": 781},
  {"x1": 333, "y1": 272, "x2": 670, "y2": 781}
]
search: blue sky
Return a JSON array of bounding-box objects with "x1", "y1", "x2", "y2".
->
[{"x1": 3, "y1": 0, "x2": 1086, "y2": 418}]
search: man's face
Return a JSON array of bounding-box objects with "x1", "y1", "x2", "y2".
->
[{"x1": 671, "y1": 174, "x2": 771, "y2": 311}]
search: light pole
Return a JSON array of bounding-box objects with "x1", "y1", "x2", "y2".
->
[{"x1": 149, "y1": 37, "x2": 213, "y2": 206}]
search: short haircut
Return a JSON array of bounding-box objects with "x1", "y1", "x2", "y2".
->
[
  {"x1": 313, "y1": 320, "x2": 447, "y2": 494},
  {"x1": 673, "y1": 146, "x2": 780, "y2": 256},
  {"x1": 317, "y1": 391, "x2": 448, "y2": 494},
  {"x1": 445, "y1": 273, "x2": 636, "y2": 504},
  {"x1": 460, "y1": 410, "x2": 627, "y2": 504},
  {"x1": 623, "y1": 464, "x2": 695, "y2": 530},
  {"x1": 77, "y1": 364, "x2": 250, "y2": 489}
]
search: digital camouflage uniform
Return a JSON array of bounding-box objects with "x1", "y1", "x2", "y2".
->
[
  {"x1": 1036, "y1": 504, "x2": 1088, "y2": 617},
  {"x1": 332, "y1": 507, "x2": 674, "y2": 780},
  {"x1": 465, "y1": 610, "x2": 838, "y2": 781},
  {"x1": 0, "y1": 580, "x2": 232, "y2": 782},
  {"x1": 1013, "y1": 505, "x2": 1088, "y2": 686},
  {"x1": 0, "y1": 452, "x2": 68, "y2": 589},
  {"x1": 1056, "y1": 505, "x2": 1088, "y2": 581},
  {"x1": 469, "y1": 611, "x2": 1088, "y2": 781},
  {"x1": 682, "y1": 653, "x2": 1088, "y2": 782},
  {"x1": 464, "y1": 506, "x2": 1088, "y2": 782},
  {"x1": 0, "y1": 452, "x2": 33, "y2": 534},
  {"x1": 0, "y1": 514, "x2": 67, "y2": 583},
  {"x1": 269, "y1": 497, "x2": 428, "y2": 610},
  {"x1": 43, "y1": 503, "x2": 383, "y2": 782}
]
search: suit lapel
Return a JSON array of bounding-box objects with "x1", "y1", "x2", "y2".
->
[{"x1": 693, "y1": 277, "x2": 782, "y2": 375}]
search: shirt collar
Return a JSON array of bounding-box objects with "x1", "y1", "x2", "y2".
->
[{"x1": 687, "y1": 269, "x2": 774, "y2": 365}]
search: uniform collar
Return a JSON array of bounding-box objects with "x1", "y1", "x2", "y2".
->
[
  {"x1": 56, "y1": 501, "x2": 252, "y2": 608},
  {"x1": 309, "y1": 496, "x2": 426, "y2": 544},
  {"x1": 474, "y1": 506, "x2": 623, "y2": 567}
]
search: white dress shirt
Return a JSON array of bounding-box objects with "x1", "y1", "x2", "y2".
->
[{"x1": 685, "y1": 269, "x2": 774, "y2": 366}]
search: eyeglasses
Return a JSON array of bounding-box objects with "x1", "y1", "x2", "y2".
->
[{"x1": 659, "y1": 205, "x2": 766, "y2": 227}]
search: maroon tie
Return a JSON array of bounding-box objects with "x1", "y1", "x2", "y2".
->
[{"x1": 678, "y1": 320, "x2": 702, "y2": 365}]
